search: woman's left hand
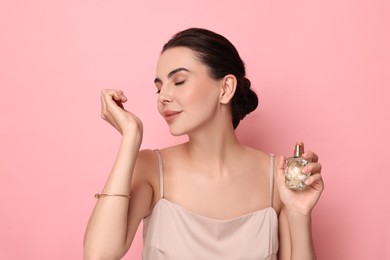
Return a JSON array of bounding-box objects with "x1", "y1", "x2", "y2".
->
[{"x1": 276, "y1": 144, "x2": 324, "y2": 215}]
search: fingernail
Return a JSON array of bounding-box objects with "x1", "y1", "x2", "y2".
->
[
  {"x1": 305, "y1": 178, "x2": 310, "y2": 184},
  {"x1": 302, "y1": 167, "x2": 307, "y2": 173}
]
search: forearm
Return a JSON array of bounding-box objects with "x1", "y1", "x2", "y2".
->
[
  {"x1": 102, "y1": 132, "x2": 142, "y2": 194},
  {"x1": 84, "y1": 132, "x2": 142, "y2": 259},
  {"x1": 286, "y1": 210, "x2": 317, "y2": 260}
]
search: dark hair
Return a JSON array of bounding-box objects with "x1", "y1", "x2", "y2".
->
[{"x1": 162, "y1": 28, "x2": 258, "y2": 129}]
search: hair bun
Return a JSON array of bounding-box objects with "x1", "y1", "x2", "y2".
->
[
  {"x1": 242, "y1": 78, "x2": 258, "y2": 116},
  {"x1": 231, "y1": 77, "x2": 259, "y2": 128}
]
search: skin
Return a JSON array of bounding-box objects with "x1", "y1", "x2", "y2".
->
[{"x1": 83, "y1": 47, "x2": 324, "y2": 260}]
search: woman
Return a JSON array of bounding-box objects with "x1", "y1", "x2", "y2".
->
[{"x1": 84, "y1": 28, "x2": 324, "y2": 260}]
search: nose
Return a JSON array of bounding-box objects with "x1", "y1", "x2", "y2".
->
[{"x1": 158, "y1": 86, "x2": 173, "y2": 104}]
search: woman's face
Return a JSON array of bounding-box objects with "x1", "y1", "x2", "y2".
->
[{"x1": 154, "y1": 47, "x2": 222, "y2": 136}]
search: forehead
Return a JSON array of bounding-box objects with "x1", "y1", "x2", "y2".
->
[{"x1": 156, "y1": 47, "x2": 203, "y2": 76}]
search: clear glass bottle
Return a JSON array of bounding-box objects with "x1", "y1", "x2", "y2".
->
[{"x1": 285, "y1": 144, "x2": 310, "y2": 190}]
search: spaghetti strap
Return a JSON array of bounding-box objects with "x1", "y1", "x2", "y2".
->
[
  {"x1": 154, "y1": 149, "x2": 164, "y2": 199},
  {"x1": 269, "y1": 154, "x2": 275, "y2": 207}
]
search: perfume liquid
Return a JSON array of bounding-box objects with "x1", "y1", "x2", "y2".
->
[{"x1": 285, "y1": 144, "x2": 310, "y2": 190}]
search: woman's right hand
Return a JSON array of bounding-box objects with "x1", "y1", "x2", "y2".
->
[{"x1": 100, "y1": 89, "x2": 143, "y2": 136}]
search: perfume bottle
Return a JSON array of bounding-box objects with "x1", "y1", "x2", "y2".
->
[{"x1": 285, "y1": 144, "x2": 310, "y2": 190}]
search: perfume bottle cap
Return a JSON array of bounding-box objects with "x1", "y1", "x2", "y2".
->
[{"x1": 293, "y1": 144, "x2": 304, "y2": 157}]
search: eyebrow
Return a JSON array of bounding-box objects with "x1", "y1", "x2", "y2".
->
[{"x1": 154, "y1": 67, "x2": 190, "y2": 84}]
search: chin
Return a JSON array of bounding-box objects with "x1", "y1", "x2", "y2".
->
[
  {"x1": 167, "y1": 124, "x2": 189, "y2": 137},
  {"x1": 169, "y1": 129, "x2": 187, "y2": 137}
]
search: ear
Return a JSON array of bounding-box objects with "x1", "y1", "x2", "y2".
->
[{"x1": 219, "y1": 74, "x2": 237, "y2": 104}]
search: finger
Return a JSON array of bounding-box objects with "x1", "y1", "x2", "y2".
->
[
  {"x1": 277, "y1": 155, "x2": 285, "y2": 170},
  {"x1": 101, "y1": 89, "x2": 124, "y2": 121},
  {"x1": 102, "y1": 89, "x2": 127, "y2": 102},
  {"x1": 113, "y1": 91, "x2": 127, "y2": 108},
  {"x1": 102, "y1": 89, "x2": 127, "y2": 109},
  {"x1": 115, "y1": 89, "x2": 127, "y2": 102},
  {"x1": 302, "y1": 151, "x2": 319, "y2": 163},
  {"x1": 109, "y1": 90, "x2": 124, "y2": 102},
  {"x1": 302, "y1": 162, "x2": 322, "y2": 175},
  {"x1": 304, "y1": 172, "x2": 324, "y2": 189},
  {"x1": 276, "y1": 156, "x2": 287, "y2": 185},
  {"x1": 112, "y1": 89, "x2": 127, "y2": 102}
]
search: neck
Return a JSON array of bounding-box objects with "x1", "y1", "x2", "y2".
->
[{"x1": 184, "y1": 122, "x2": 243, "y2": 175}]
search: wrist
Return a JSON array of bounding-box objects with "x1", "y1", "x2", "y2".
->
[
  {"x1": 120, "y1": 118, "x2": 143, "y2": 137},
  {"x1": 285, "y1": 206, "x2": 313, "y2": 218},
  {"x1": 121, "y1": 128, "x2": 143, "y2": 143}
]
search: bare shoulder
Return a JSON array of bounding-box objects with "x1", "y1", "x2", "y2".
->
[
  {"x1": 133, "y1": 149, "x2": 161, "y2": 181},
  {"x1": 133, "y1": 146, "x2": 185, "y2": 202},
  {"x1": 134, "y1": 146, "x2": 186, "y2": 179},
  {"x1": 244, "y1": 145, "x2": 282, "y2": 172},
  {"x1": 158, "y1": 143, "x2": 186, "y2": 154},
  {"x1": 153, "y1": 143, "x2": 188, "y2": 163},
  {"x1": 131, "y1": 149, "x2": 160, "y2": 193},
  {"x1": 242, "y1": 145, "x2": 273, "y2": 164}
]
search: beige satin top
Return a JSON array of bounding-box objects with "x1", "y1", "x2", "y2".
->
[{"x1": 142, "y1": 150, "x2": 279, "y2": 260}]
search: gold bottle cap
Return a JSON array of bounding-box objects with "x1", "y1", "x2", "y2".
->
[{"x1": 293, "y1": 144, "x2": 304, "y2": 157}]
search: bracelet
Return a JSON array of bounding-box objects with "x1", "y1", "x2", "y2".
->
[{"x1": 94, "y1": 193, "x2": 131, "y2": 199}]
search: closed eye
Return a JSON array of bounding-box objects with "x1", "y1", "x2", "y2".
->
[
  {"x1": 175, "y1": 81, "x2": 185, "y2": 86},
  {"x1": 155, "y1": 82, "x2": 162, "y2": 94}
]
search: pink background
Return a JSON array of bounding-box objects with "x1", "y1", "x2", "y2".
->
[{"x1": 1, "y1": 0, "x2": 389, "y2": 259}]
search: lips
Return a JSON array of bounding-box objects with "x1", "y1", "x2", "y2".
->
[{"x1": 163, "y1": 110, "x2": 181, "y2": 123}]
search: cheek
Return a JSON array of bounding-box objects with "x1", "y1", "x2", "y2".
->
[
  {"x1": 184, "y1": 80, "x2": 219, "y2": 105},
  {"x1": 199, "y1": 85, "x2": 220, "y2": 109}
]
